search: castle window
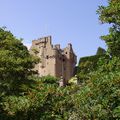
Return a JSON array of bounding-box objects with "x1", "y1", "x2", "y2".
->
[
  {"x1": 46, "y1": 55, "x2": 49, "y2": 59},
  {"x1": 63, "y1": 59, "x2": 65, "y2": 62},
  {"x1": 36, "y1": 70, "x2": 38, "y2": 74}
]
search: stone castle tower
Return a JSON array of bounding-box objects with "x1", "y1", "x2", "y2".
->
[{"x1": 30, "y1": 36, "x2": 77, "y2": 85}]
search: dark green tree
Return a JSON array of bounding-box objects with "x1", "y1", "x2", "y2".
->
[
  {"x1": 0, "y1": 27, "x2": 39, "y2": 94},
  {"x1": 97, "y1": 0, "x2": 120, "y2": 57}
]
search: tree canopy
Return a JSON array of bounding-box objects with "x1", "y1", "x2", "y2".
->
[
  {"x1": 0, "y1": 28, "x2": 39, "y2": 95},
  {"x1": 97, "y1": 0, "x2": 120, "y2": 57}
]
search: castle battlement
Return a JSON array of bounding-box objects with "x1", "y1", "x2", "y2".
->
[{"x1": 30, "y1": 36, "x2": 77, "y2": 85}]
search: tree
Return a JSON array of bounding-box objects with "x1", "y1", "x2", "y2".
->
[
  {"x1": 97, "y1": 0, "x2": 120, "y2": 57},
  {"x1": 71, "y1": 1, "x2": 120, "y2": 119},
  {"x1": 0, "y1": 27, "x2": 39, "y2": 94}
]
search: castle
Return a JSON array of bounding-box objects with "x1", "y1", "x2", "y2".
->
[{"x1": 30, "y1": 36, "x2": 77, "y2": 85}]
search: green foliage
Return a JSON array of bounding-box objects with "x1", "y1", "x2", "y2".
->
[
  {"x1": 0, "y1": 76, "x2": 79, "y2": 120},
  {"x1": 97, "y1": 0, "x2": 120, "y2": 57},
  {"x1": 0, "y1": 28, "x2": 39, "y2": 80},
  {"x1": 96, "y1": 47, "x2": 106, "y2": 55},
  {"x1": 0, "y1": 27, "x2": 39, "y2": 95},
  {"x1": 77, "y1": 54, "x2": 108, "y2": 82},
  {"x1": 72, "y1": 64, "x2": 120, "y2": 119},
  {"x1": 40, "y1": 75, "x2": 59, "y2": 84}
]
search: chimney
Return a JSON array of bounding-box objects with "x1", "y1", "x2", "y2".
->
[{"x1": 46, "y1": 36, "x2": 52, "y2": 45}]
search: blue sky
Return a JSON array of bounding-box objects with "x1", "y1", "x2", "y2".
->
[{"x1": 0, "y1": 0, "x2": 109, "y2": 62}]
